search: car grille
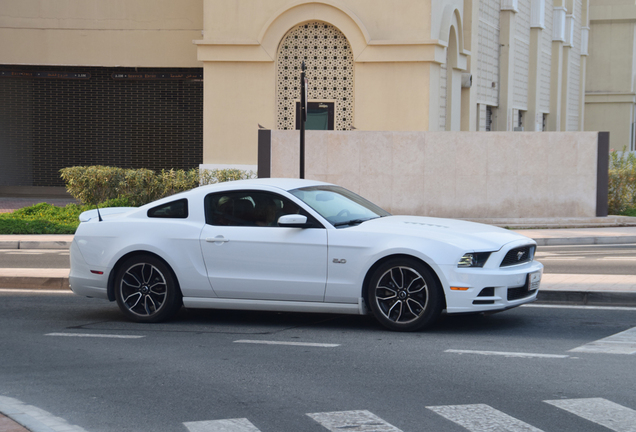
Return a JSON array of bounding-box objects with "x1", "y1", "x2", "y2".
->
[
  {"x1": 507, "y1": 274, "x2": 538, "y2": 301},
  {"x1": 500, "y1": 245, "x2": 535, "y2": 267}
]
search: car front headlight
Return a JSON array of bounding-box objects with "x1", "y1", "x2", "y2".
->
[{"x1": 458, "y1": 252, "x2": 492, "y2": 268}]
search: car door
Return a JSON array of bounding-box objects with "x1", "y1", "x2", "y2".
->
[{"x1": 199, "y1": 190, "x2": 328, "y2": 302}]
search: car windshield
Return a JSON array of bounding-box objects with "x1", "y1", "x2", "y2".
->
[{"x1": 290, "y1": 185, "x2": 391, "y2": 227}]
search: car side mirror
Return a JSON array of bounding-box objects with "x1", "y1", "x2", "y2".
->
[{"x1": 278, "y1": 214, "x2": 312, "y2": 228}]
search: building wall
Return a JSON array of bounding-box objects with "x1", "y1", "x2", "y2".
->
[
  {"x1": 539, "y1": 0, "x2": 554, "y2": 114},
  {"x1": 0, "y1": 66, "x2": 203, "y2": 187},
  {"x1": 514, "y1": 0, "x2": 531, "y2": 111},
  {"x1": 585, "y1": 0, "x2": 636, "y2": 151},
  {"x1": 0, "y1": 0, "x2": 596, "y2": 178},
  {"x1": 0, "y1": 0, "x2": 203, "y2": 67},
  {"x1": 265, "y1": 130, "x2": 601, "y2": 218},
  {"x1": 477, "y1": 0, "x2": 500, "y2": 111}
]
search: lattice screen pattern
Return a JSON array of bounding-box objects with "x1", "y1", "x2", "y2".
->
[{"x1": 276, "y1": 22, "x2": 354, "y2": 130}]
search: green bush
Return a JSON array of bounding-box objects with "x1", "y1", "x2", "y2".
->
[
  {"x1": 608, "y1": 148, "x2": 636, "y2": 215},
  {"x1": 0, "y1": 203, "x2": 91, "y2": 234},
  {"x1": 0, "y1": 166, "x2": 257, "y2": 234},
  {"x1": 60, "y1": 166, "x2": 256, "y2": 206}
]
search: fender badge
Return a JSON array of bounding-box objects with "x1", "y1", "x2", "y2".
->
[{"x1": 333, "y1": 258, "x2": 347, "y2": 264}]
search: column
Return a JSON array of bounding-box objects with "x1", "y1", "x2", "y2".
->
[
  {"x1": 527, "y1": 0, "x2": 545, "y2": 131},
  {"x1": 548, "y1": 4, "x2": 567, "y2": 131},
  {"x1": 496, "y1": 0, "x2": 519, "y2": 131}
]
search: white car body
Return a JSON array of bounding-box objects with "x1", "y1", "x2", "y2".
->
[{"x1": 70, "y1": 178, "x2": 543, "y2": 330}]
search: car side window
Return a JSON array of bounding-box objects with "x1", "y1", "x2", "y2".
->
[
  {"x1": 204, "y1": 191, "x2": 306, "y2": 227},
  {"x1": 147, "y1": 198, "x2": 188, "y2": 219}
]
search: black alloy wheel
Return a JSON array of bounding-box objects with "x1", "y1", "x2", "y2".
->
[
  {"x1": 368, "y1": 257, "x2": 443, "y2": 331},
  {"x1": 114, "y1": 254, "x2": 182, "y2": 323}
]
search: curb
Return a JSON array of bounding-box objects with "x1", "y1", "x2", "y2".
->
[
  {"x1": 533, "y1": 236, "x2": 636, "y2": 246},
  {"x1": 536, "y1": 291, "x2": 636, "y2": 307},
  {"x1": 0, "y1": 277, "x2": 70, "y2": 290},
  {"x1": 1, "y1": 276, "x2": 635, "y2": 308},
  {"x1": 0, "y1": 240, "x2": 72, "y2": 250},
  {"x1": 3, "y1": 238, "x2": 636, "y2": 250}
]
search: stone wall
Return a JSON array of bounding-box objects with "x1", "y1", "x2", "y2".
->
[{"x1": 259, "y1": 130, "x2": 607, "y2": 218}]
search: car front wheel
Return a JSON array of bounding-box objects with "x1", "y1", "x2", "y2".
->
[
  {"x1": 368, "y1": 258, "x2": 443, "y2": 331},
  {"x1": 114, "y1": 255, "x2": 182, "y2": 323}
]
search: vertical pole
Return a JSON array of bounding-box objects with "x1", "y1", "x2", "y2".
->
[{"x1": 300, "y1": 61, "x2": 307, "y2": 179}]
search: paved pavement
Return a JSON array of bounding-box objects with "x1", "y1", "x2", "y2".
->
[{"x1": 1, "y1": 224, "x2": 636, "y2": 306}]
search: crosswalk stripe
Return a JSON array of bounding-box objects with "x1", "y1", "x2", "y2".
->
[
  {"x1": 183, "y1": 418, "x2": 261, "y2": 432},
  {"x1": 445, "y1": 349, "x2": 569, "y2": 358},
  {"x1": 234, "y1": 339, "x2": 340, "y2": 348},
  {"x1": 545, "y1": 398, "x2": 636, "y2": 432},
  {"x1": 307, "y1": 410, "x2": 403, "y2": 432},
  {"x1": 46, "y1": 332, "x2": 145, "y2": 339},
  {"x1": 427, "y1": 404, "x2": 544, "y2": 432},
  {"x1": 569, "y1": 326, "x2": 636, "y2": 354}
]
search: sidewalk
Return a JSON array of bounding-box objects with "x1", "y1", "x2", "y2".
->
[{"x1": 1, "y1": 224, "x2": 636, "y2": 306}]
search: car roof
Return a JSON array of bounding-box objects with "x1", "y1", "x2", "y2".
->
[{"x1": 197, "y1": 177, "x2": 332, "y2": 193}]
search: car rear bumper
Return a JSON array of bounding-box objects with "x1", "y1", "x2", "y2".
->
[{"x1": 69, "y1": 240, "x2": 109, "y2": 299}]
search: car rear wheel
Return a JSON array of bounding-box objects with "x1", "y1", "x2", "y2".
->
[
  {"x1": 368, "y1": 258, "x2": 443, "y2": 331},
  {"x1": 114, "y1": 255, "x2": 182, "y2": 323}
]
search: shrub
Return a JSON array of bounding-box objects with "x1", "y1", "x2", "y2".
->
[
  {"x1": 0, "y1": 202, "x2": 92, "y2": 234},
  {"x1": 60, "y1": 166, "x2": 256, "y2": 207},
  {"x1": 608, "y1": 148, "x2": 636, "y2": 215}
]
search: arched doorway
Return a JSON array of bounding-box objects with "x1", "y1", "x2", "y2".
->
[{"x1": 276, "y1": 22, "x2": 354, "y2": 131}]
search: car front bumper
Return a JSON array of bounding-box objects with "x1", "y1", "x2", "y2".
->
[{"x1": 440, "y1": 260, "x2": 544, "y2": 314}]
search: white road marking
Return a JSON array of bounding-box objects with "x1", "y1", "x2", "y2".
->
[
  {"x1": 307, "y1": 410, "x2": 403, "y2": 432},
  {"x1": 0, "y1": 289, "x2": 74, "y2": 294},
  {"x1": 0, "y1": 395, "x2": 89, "y2": 432},
  {"x1": 234, "y1": 340, "x2": 340, "y2": 347},
  {"x1": 184, "y1": 418, "x2": 261, "y2": 432},
  {"x1": 46, "y1": 332, "x2": 144, "y2": 339},
  {"x1": 445, "y1": 349, "x2": 569, "y2": 359},
  {"x1": 545, "y1": 398, "x2": 636, "y2": 432},
  {"x1": 535, "y1": 257, "x2": 583, "y2": 260},
  {"x1": 599, "y1": 257, "x2": 636, "y2": 261},
  {"x1": 427, "y1": 404, "x2": 544, "y2": 431},
  {"x1": 569, "y1": 326, "x2": 636, "y2": 354},
  {"x1": 3, "y1": 250, "x2": 69, "y2": 254},
  {"x1": 522, "y1": 304, "x2": 636, "y2": 311}
]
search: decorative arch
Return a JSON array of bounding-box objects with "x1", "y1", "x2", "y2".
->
[
  {"x1": 259, "y1": 0, "x2": 369, "y2": 60},
  {"x1": 439, "y1": 5, "x2": 464, "y2": 67},
  {"x1": 276, "y1": 21, "x2": 354, "y2": 130}
]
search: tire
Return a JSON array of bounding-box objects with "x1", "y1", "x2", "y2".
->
[
  {"x1": 367, "y1": 258, "x2": 443, "y2": 331},
  {"x1": 114, "y1": 254, "x2": 182, "y2": 323}
]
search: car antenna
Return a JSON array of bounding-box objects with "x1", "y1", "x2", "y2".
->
[{"x1": 96, "y1": 205, "x2": 103, "y2": 222}]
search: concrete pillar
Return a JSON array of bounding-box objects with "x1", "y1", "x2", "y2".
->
[
  {"x1": 461, "y1": 0, "x2": 479, "y2": 131},
  {"x1": 497, "y1": 1, "x2": 519, "y2": 131},
  {"x1": 549, "y1": 5, "x2": 567, "y2": 131},
  {"x1": 447, "y1": 68, "x2": 463, "y2": 130},
  {"x1": 527, "y1": 0, "x2": 545, "y2": 131}
]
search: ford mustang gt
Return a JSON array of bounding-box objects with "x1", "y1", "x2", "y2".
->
[{"x1": 70, "y1": 178, "x2": 543, "y2": 331}]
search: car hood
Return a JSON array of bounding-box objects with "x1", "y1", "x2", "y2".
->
[{"x1": 352, "y1": 215, "x2": 532, "y2": 251}]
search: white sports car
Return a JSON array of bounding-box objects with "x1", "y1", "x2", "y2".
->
[{"x1": 70, "y1": 178, "x2": 543, "y2": 331}]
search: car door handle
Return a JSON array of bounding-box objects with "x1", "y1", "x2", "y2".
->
[{"x1": 206, "y1": 236, "x2": 229, "y2": 243}]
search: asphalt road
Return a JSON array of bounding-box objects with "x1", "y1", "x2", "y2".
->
[
  {"x1": 2, "y1": 244, "x2": 636, "y2": 275},
  {"x1": 0, "y1": 248, "x2": 69, "y2": 268},
  {"x1": 536, "y1": 244, "x2": 636, "y2": 275},
  {"x1": 0, "y1": 290, "x2": 635, "y2": 432}
]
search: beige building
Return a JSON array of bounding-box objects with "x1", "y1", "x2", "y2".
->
[
  {"x1": 196, "y1": 0, "x2": 590, "y2": 169},
  {"x1": 1, "y1": 0, "x2": 594, "y2": 183},
  {"x1": 585, "y1": 0, "x2": 636, "y2": 151}
]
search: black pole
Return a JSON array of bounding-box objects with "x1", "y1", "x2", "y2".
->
[{"x1": 300, "y1": 61, "x2": 307, "y2": 179}]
